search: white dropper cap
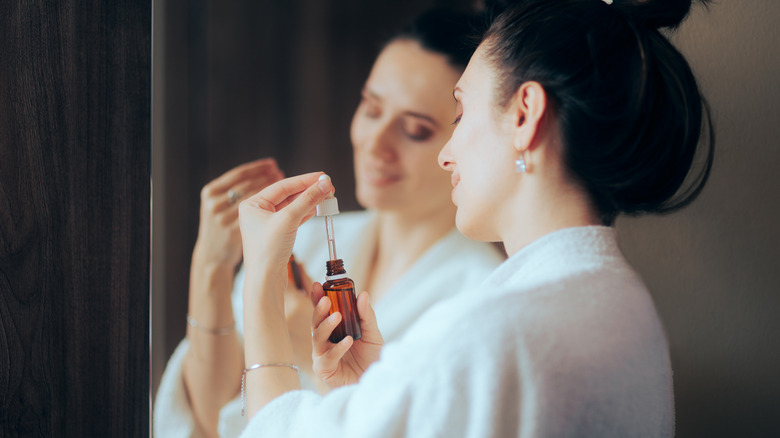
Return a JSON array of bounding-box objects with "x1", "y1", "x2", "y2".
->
[{"x1": 316, "y1": 175, "x2": 339, "y2": 217}]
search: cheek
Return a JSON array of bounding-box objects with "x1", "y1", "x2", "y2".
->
[
  {"x1": 349, "y1": 112, "x2": 364, "y2": 152},
  {"x1": 408, "y1": 143, "x2": 450, "y2": 185},
  {"x1": 455, "y1": 172, "x2": 497, "y2": 240}
]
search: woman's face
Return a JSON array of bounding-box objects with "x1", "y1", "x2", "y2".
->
[
  {"x1": 351, "y1": 39, "x2": 462, "y2": 216},
  {"x1": 438, "y1": 46, "x2": 517, "y2": 242}
]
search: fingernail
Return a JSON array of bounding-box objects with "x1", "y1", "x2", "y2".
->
[{"x1": 317, "y1": 174, "x2": 332, "y2": 194}]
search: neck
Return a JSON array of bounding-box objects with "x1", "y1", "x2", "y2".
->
[
  {"x1": 360, "y1": 203, "x2": 455, "y2": 303},
  {"x1": 501, "y1": 181, "x2": 602, "y2": 257},
  {"x1": 373, "y1": 204, "x2": 456, "y2": 266}
]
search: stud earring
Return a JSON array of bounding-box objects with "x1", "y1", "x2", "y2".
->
[{"x1": 515, "y1": 156, "x2": 527, "y2": 173}]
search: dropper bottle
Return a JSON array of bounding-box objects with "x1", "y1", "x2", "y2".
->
[{"x1": 316, "y1": 175, "x2": 362, "y2": 343}]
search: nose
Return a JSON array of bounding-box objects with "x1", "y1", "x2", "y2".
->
[
  {"x1": 438, "y1": 139, "x2": 455, "y2": 171},
  {"x1": 364, "y1": 120, "x2": 397, "y2": 162}
]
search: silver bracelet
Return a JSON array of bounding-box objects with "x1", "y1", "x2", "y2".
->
[
  {"x1": 241, "y1": 362, "x2": 299, "y2": 416},
  {"x1": 186, "y1": 315, "x2": 235, "y2": 335}
]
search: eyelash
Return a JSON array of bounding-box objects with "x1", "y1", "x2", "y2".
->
[
  {"x1": 404, "y1": 123, "x2": 434, "y2": 142},
  {"x1": 451, "y1": 115, "x2": 462, "y2": 125}
]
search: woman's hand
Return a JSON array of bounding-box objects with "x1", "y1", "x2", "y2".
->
[
  {"x1": 238, "y1": 173, "x2": 335, "y2": 415},
  {"x1": 184, "y1": 159, "x2": 281, "y2": 436},
  {"x1": 238, "y1": 172, "x2": 334, "y2": 294},
  {"x1": 193, "y1": 158, "x2": 283, "y2": 270},
  {"x1": 310, "y1": 284, "x2": 384, "y2": 388}
]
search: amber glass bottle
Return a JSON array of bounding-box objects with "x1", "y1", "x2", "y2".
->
[{"x1": 322, "y1": 259, "x2": 362, "y2": 343}]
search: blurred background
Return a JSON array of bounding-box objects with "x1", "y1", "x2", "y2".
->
[{"x1": 151, "y1": 1, "x2": 780, "y2": 436}]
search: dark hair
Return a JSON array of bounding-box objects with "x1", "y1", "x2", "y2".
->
[
  {"x1": 389, "y1": 7, "x2": 488, "y2": 71},
  {"x1": 484, "y1": 0, "x2": 715, "y2": 225}
]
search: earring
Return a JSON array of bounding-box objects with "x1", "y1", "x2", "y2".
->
[{"x1": 515, "y1": 156, "x2": 527, "y2": 173}]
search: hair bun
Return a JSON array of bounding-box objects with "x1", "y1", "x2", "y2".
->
[{"x1": 617, "y1": 0, "x2": 708, "y2": 29}]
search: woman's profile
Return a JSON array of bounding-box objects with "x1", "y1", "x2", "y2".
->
[{"x1": 234, "y1": 0, "x2": 715, "y2": 436}]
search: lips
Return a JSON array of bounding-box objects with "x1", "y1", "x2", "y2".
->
[
  {"x1": 361, "y1": 166, "x2": 401, "y2": 186},
  {"x1": 451, "y1": 173, "x2": 460, "y2": 188}
]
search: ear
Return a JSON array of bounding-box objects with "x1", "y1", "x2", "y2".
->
[{"x1": 509, "y1": 81, "x2": 547, "y2": 153}]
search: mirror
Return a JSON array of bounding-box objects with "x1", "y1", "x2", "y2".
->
[{"x1": 151, "y1": 0, "x2": 476, "y2": 404}]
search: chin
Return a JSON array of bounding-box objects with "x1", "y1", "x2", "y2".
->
[
  {"x1": 356, "y1": 185, "x2": 398, "y2": 211},
  {"x1": 455, "y1": 209, "x2": 492, "y2": 242}
]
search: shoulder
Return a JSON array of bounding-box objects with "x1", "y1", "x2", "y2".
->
[{"x1": 404, "y1": 260, "x2": 666, "y2": 369}]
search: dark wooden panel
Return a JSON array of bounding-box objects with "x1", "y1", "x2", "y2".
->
[{"x1": 0, "y1": 1, "x2": 150, "y2": 436}]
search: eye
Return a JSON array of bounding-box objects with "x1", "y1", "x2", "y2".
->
[
  {"x1": 359, "y1": 91, "x2": 381, "y2": 119},
  {"x1": 451, "y1": 114, "x2": 462, "y2": 125},
  {"x1": 361, "y1": 99, "x2": 381, "y2": 119},
  {"x1": 403, "y1": 120, "x2": 434, "y2": 142},
  {"x1": 406, "y1": 126, "x2": 434, "y2": 142}
]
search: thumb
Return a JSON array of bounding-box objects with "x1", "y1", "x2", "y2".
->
[
  {"x1": 284, "y1": 175, "x2": 334, "y2": 224},
  {"x1": 356, "y1": 291, "x2": 383, "y2": 343}
]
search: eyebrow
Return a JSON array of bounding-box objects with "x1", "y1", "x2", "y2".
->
[
  {"x1": 405, "y1": 112, "x2": 438, "y2": 127},
  {"x1": 364, "y1": 88, "x2": 439, "y2": 127}
]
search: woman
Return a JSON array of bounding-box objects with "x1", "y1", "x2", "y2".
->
[
  {"x1": 154, "y1": 8, "x2": 504, "y2": 438},
  {"x1": 236, "y1": 0, "x2": 715, "y2": 437}
]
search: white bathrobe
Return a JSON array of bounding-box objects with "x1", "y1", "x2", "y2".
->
[
  {"x1": 154, "y1": 211, "x2": 505, "y2": 437},
  {"x1": 238, "y1": 226, "x2": 675, "y2": 438}
]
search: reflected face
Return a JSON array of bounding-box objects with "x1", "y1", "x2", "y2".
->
[
  {"x1": 438, "y1": 45, "x2": 516, "y2": 241},
  {"x1": 351, "y1": 39, "x2": 462, "y2": 215}
]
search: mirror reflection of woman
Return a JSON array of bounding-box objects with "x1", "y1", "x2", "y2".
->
[
  {"x1": 154, "y1": 8, "x2": 504, "y2": 438},
  {"x1": 234, "y1": 0, "x2": 715, "y2": 436}
]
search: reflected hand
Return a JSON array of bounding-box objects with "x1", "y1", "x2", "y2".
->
[
  {"x1": 310, "y1": 283, "x2": 384, "y2": 388},
  {"x1": 193, "y1": 158, "x2": 283, "y2": 270}
]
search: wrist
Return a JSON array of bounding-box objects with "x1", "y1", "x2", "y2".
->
[
  {"x1": 242, "y1": 268, "x2": 287, "y2": 308},
  {"x1": 191, "y1": 245, "x2": 238, "y2": 272}
]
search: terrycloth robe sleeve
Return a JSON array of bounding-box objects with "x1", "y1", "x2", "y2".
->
[
  {"x1": 153, "y1": 338, "x2": 202, "y2": 438},
  {"x1": 237, "y1": 291, "x2": 529, "y2": 438},
  {"x1": 238, "y1": 227, "x2": 674, "y2": 438}
]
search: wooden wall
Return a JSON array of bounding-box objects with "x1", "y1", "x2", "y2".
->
[{"x1": 0, "y1": 1, "x2": 150, "y2": 436}]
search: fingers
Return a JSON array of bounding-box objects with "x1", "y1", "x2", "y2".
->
[
  {"x1": 313, "y1": 336, "x2": 353, "y2": 379},
  {"x1": 244, "y1": 173, "x2": 333, "y2": 226},
  {"x1": 311, "y1": 296, "x2": 335, "y2": 355},
  {"x1": 201, "y1": 159, "x2": 284, "y2": 213},
  {"x1": 249, "y1": 172, "x2": 323, "y2": 204},
  {"x1": 209, "y1": 158, "x2": 279, "y2": 193},
  {"x1": 281, "y1": 175, "x2": 334, "y2": 222},
  {"x1": 310, "y1": 296, "x2": 353, "y2": 372},
  {"x1": 227, "y1": 168, "x2": 285, "y2": 205}
]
